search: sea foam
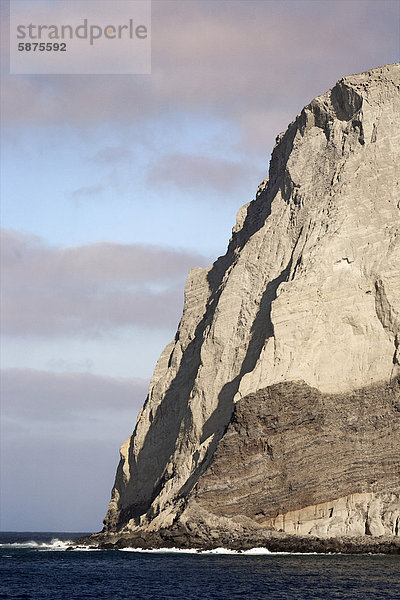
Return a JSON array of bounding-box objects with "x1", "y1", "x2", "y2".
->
[
  {"x1": 118, "y1": 546, "x2": 276, "y2": 555},
  {"x1": 0, "y1": 538, "x2": 73, "y2": 551}
]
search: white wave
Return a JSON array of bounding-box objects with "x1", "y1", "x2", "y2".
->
[
  {"x1": 202, "y1": 547, "x2": 270, "y2": 555},
  {"x1": 119, "y1": 547, "x2": 199, "y2": 554},
  {"x1": 119, "y1": 546, "x2": 274, "y2": 555},
  {"x1": 242, "y1": 547, "x2": 273, "y2": 555},
  {"x1": 68, "y1": 545, "x2": 101, "y2": 551},
  {"x1": 0, "y1": 539, "x2": 104, "y2": 552},
  {"x1": 0, "y1": 538, "x2": 73, "y2": 551},
  {"x1": 0, "y1": 539, "x2": 319, "y2": 555},
  {"x1": 118, "y1": 546, "x2": 324, "y2": 555}
]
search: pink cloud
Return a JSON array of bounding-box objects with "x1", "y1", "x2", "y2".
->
[
  {"x1": 2, "y1": 368, "x2": 148, "y2": 427},
  {"x1": 2, "y1": 0, "x2": 398, "y2": 148},
  {"x1": 1, "y1": 229, "x2": 210, "y2": 335},
  {"x1": 148, "y1": 153, "x2": 257, "y2": 193},
  {"x1": 1, "y1": 367, "x2": 150, "y2": 530}
]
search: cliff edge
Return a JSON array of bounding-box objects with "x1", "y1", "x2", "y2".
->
[{"x1": 89, "y1": 64, "x2": 400, "y2": 552}]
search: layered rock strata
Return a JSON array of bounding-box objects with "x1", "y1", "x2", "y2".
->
[
  {"x1": 182, "y1": 380, "x2": 400, "y2": 539},
  {"x1": 94, "y1": 64, "x2": 399, "y2": 551}
]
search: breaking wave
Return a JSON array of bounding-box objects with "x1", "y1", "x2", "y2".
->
[
  {"x1": 117, "y1": 546, "x2": 304, "y2": 555},
  {"x1": 0, "y1": 537, "x2": 319, "y2": 555},
  {"x1": 0, "y1": 539, "x2": 99, "y2": 551},
  {"x1": 0, "y1": 538, "x2": 73, "y2": 551}
]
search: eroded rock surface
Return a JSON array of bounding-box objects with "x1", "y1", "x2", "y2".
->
[
  {"x1": 100, "y1": 63, "x2": 400, "y2": 550},
  {"x1": 183, "y1": 380, "x2": 399, "y2": 538}
]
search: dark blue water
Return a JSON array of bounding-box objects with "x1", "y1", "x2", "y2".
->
[{"x1": 1, "y1": 532, "x2": 399, "y2": 600}]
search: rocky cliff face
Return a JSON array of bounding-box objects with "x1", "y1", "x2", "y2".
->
[
  {"x1": 102, "y1": 64, "x2": 400, "y2": 547},
  {"x1": 183, "y1": 380, "x2": 399, "y2": 540}
]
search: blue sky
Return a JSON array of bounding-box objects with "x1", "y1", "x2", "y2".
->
[{"x1": 1, "y1": 0, "x2": 399, "y2": 532}]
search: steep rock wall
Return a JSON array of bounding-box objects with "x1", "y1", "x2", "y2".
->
[
  {"x1": 103, "y1": 63, "x2": 400, "y2": 538},
  {"x1": 182, "y1": 379, "x2": 399, "y2": 538}
]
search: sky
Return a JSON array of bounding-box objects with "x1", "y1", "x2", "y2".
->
[{"x1": 1, "y1": 0, "x2": 399, "y2": 532}]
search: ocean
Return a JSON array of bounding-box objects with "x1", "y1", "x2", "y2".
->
[{"x1": 1, "y1": 532, "x2": 400, "y2": 600}]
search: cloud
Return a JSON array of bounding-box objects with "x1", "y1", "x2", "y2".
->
[
  {"x1": 148, "y1": 153, "x2": 256, "y2": 194},
  {"x1": 1, "y1": 367, "x2": 149, "y2": 531},
  {"x1": 70, "y1": 146, "x2": 134, "y2": 199},
  {"x1": 1, "y1": 368, "x2": 148, "y2": 437},
  {"x1": 2, "y1": 0, "x2": 398, "y2": 150},
  {"x1": 1, "y1": 436, "x2": 121, "y2": 531},
  {"x1": 1, "y1": 229, "x2": 210, "y2": 336},
  {"x1": 71, "y1": 183, "x2": 106, "y2": 198},
  {"x1": 89, "y1": 145, "x2": 133, "y2": 165}
]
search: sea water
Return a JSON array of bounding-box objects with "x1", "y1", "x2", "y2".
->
[{"x1": 1, "y1": 532, "x2": 399, "y2": 600}]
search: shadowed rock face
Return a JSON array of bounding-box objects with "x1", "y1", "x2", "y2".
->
[
  {"x1": 102, "y1": 63, "x2": 400, "y2": 545},
  {"x1": 184, "y1": 379, "x2": 399, "y2": 538}
]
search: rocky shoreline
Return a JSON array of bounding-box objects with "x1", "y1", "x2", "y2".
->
[{"x1": 76, "y1": 528, "x2": 400, "y2": 554}]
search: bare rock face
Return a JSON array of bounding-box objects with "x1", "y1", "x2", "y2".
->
[
  {"x1": 103, "y1": 64, "x2": 400, "y2": 546},
  {"x1": 183, "y1": 380, "x2": 400, "y2": 539}
]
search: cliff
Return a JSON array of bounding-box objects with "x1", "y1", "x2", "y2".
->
[{"x1": 93, "y1": 64, "x2": 400, "y2": 551}]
